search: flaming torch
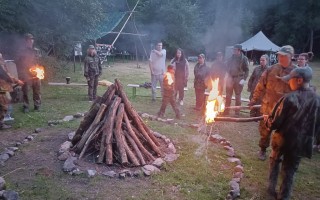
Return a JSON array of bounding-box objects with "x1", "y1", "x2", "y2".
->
[
  {"x1": 165, "y1": 72, "x2": 174, "y2": 85},
  {"x1": 205, "y1": 78, "x2": 225, "y2": 123},
  {"x1": 29, "y1": 64, "x2": 45, "y2": 80}
]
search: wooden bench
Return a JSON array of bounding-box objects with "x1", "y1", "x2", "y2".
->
[{"x1": 127, "y1": 84, "x2": 188, "y2": 98}]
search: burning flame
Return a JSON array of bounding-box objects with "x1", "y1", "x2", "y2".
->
[
  {"x1": 205, "y1": 78, "x2": 225, "y2": 123},
  {"x1": 165, "y1": 72, "x2": 174, "y2": 85},
  {"x1": 29, "y1": 65, "x2": 45, "y2": 79}
]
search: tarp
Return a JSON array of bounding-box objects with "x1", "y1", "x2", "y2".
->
[{"x1": 240, "y1": 31, "x2": 280, "y2": 52}]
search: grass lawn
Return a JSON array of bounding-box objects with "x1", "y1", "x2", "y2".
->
[{"x1": 2, "y1": 57, "x2": 320, "y2": 199}]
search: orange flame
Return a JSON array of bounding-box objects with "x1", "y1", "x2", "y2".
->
[
  {"x1": 29, "y1": 65, "x2": 45, "y2": 79},
  {"x1": 205, "y1": 78, "x2": 225, "y2": 123},
  {"x1": 165, "y1": 72, "x2": 174, "y2": 85}
]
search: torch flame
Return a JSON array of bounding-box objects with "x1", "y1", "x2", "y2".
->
[
  {"x1": 205, "y1": 78, "x2": 225, "y2": 123},
  {"x1": 29, "y1": 65, "x2": 45, "y2": 79},
  {"x1": 165, "y1": 72, "x2": 174, "y2": 85}
]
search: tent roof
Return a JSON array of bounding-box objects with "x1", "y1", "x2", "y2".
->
[{"x1": 240, "y1": 31, "x2": 280, "y2": 52}]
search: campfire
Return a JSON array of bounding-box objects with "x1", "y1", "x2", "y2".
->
[
  {"x1": 71, "y1": 79, "x2": 167, "y2": 167},
  {"x1": 29, "y1": 64, "x2": 45, "y2": 79}
]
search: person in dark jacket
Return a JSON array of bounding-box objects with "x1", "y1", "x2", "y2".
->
[
  {"x1": 84, "y1": 45, "x2": 102, "y2": 101},
  {"x1": 157, "y1": 65, "x2": 180, "y2": 119},
  {"x1": 224, "y1": 44, "x2": 249, "y2": 116},
  {"x1": 209, "y1": 52, "x2": 227, "y2": 96},
  {"x1": 193, "y1": 54, "x2": 210, "y2": 111},
  {"x1": 15, "y1": 33, "x2": 40, "y2": 113},
  {"x1": 170, "y1": 48, "x2": 189, "y2": 106},
  {"x1": 247, "y1": 54, "x2": 269, "y2": 117},
  {"x1": 266, "y1": 67, "x2": 319, "y2": 199}
]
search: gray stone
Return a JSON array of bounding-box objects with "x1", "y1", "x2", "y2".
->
[
  {"x1": 164, "y1": 138, "x2": 171, "y2": 144},
  {"x1": 142, "y1": 165, "x2": 160, "y2": 176},
  {"x1": 34, "y1": 128, "x2": 42, "y2": 133},
  {"x1": 233, "y1": 172, "x2": 244, "y2": 179},
  {"x1": 229, "y1": 180, "x2": 240, "y2": 198},
  {"x1": 70, "y1": 168, "x2": 83, "y2": 175},
  {"x1": 87, "y1": 169, "x2": 97, "y2": 177},
  {"x1": 234, "y1": 165, "x2": 244, "y2": 173},
  {"x1": 119, "y1": 172, "x2": 126, "y2": 179},
  {"x1": 102, "y1": 171, "x2": 117, "y2": 178},
  {"x1": 0, "y1": 190, "x2": 4, "y2": 197},
  {"x1": 3, "y1": 149, "x2": 14, "y2": 157},
  {"x1": 227, "y1": 158, "x2": 242, "y2": 165},
  {"x1": 2, "y1": 190, "x2": 19, "y2": 200},
  {"x1": 223, "y1": 146, "x2": 234, "y2": 151},
  {"x1": 59, "y1": 141, "x2": 72, "y2": 153},
  {"x1": 0, "y1": 177, "x2": 6, "y2": 190},
  {"x1": 31, "y1": 133, "x2": 38, "y2": 137},
  {"x1": 22, "y1": 139, "x2": 28, "y2": 143},
  {"x1": 73, "y1": 113, "x2": 85, "y2": 118},
  {"x1": 164, "y1": 153, "x2": 179, "y2": 162},
  {"x1": 232, "y1": 178, "x2": 241, "y2": 183},
  {"x1": 48, "y1": 120, "x2": 63, "y2": 126},
  {"x1": 68, "y1": 132, "x2": 75, "y2": 141},
  {"x1": 133, "y1": 170, "x2": 143, "y2": 177},
  {"x1": 7, "y1": 147, "x2": 18, "y2": 152},
  {"x1": 152, "y1": 158, "x2": 165, "y2": 168},
  {"x1": 63, "y1": 115, "x2": 74, "y2": 122},
  {"x1": 152, "y1": 131, "x2": 162, "y2": 138},
  {"x1": 140, "y1": 113, "x2": 149, "y2": 118},
  {"x1": 209, "y1": 134, "x2": 224, "y2": 143},
  {"x1": 0, "y1": 154, "x2": 9, "y2": 162},
  {"x1": 15, "y1": 142, "x2": 21, "y2": 147},
  {"x1": 58, "y1": 151, "x2": 72, "y2": 161},
  {"x1": 63, "y1": 156, "x2": 77, "y2": 172},
  {"x1": 227, "y1": 149, "x2": 235, "y2": 157},
  {"x1": 26, "y1": 135, "x2": 34, "y2": 141},
  {"x1": 167, "y1": 143, "x2": 176, "y2": 154}
]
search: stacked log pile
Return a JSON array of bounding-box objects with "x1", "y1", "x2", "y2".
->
[{"x1": 71, "y1": 79, "x2": 164, "y2": 167}]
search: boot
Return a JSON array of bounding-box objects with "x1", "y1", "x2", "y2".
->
[
  {"x1": 0, "y1": 123, "x2": 12, "y2": 130},
  {"x1": 23, "y1": 107, "x2": 29, "y2": 113},
  {"x1": 34, "y1": 105, "x2": 40, "y2": 111},
  {"x1": 258, "y1": 150, "x2": 267, "y2": 161}
]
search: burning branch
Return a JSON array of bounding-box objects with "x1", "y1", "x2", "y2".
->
[{"x1": 29, "y1": 64, "x2": 45, "y2": 79}]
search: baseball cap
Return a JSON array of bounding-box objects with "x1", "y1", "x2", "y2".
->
[
  {"x1": 198, "y1": 53, "x2": 205, "y2": 59},
  {"x1": 88, "y1": 45, "x2": 95, "y2": 49},
  {"x1": 24, "y1": 33, "x2": 34, "y2": 40},
  {"x1": 277, "y1": 45, "x2": 294, "y2": 56},
  {"x1": 281, "y1": 67, "x2": 313, "y2": 83},
  {"x1": 233, "y1": 44, "x2": 242, "y2": 50}
]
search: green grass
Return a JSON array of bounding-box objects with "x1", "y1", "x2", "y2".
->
[{"x1": 7, "y1": 58, "x2": 320, "y2": 199}]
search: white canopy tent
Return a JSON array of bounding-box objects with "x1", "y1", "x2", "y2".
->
[{"x1": 240, "y1": 31, "x2": 280, "y2": 52}]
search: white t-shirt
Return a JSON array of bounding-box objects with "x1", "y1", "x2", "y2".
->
[{"x1": 149, "y1": 49, "x2": 166, "y2": 75}]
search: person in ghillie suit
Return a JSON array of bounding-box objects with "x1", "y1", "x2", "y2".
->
[
  {"x1": 157, "y1": 65, "x2": 181, "y2": 119},
  {"x1": 266, "y1": 67, "x2": 319, "y2": 199}
]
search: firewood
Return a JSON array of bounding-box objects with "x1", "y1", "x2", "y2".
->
[
  {"x1": 115, "y1": 79, "x2": 163, "y2": 157},
  {"x1": 98, "y1": 96, "x2": 121, "y2": 164},
  {"x1": 113, "y1": 103, "x2": 128, "y2": 165},
  {"x1": 122, "y1": 130, "x2": 140, "y2": 166},
  {"x1": 74, "y1": 104, "x2": 107, "y2": 153},
  {"x1": 123, "y1": 113, "x2": 154, "y2": 162},
  {"x1": 72, "y1": 103, "x2": 100, "y2": 145},
  {"x1": 214, "y1": 116, "x2": 263, "y2": 122}
]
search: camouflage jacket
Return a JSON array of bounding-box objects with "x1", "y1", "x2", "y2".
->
[
  {"x1": 15, "y1": 47, "x2": 37, "y2": 80},
  {"x1": 251, "y1": 63, "x2": 297, "y2": 115},
  {"x1": 0, "y1": 63, "x2": 17, "y2": 93},
  {"x1": 194, "y1": 63, "x2": 210, "y2": 89},
  {"x1": 247, "y1": 65, "x2": 267, "y2": 93},
  {"x1": 84, "y1": 55, "x2": 102, "y2": 77},
  {"x1": 226, "y1": 53, "x2": 249, "y2": 80},
  {"x1": 267, "y1": 88, "x2": 319, "y2": 158}
]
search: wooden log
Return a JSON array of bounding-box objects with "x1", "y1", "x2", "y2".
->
[
  {"x1": 79, "y1": 122, "x2": 103, "y2": 159},
  {"x1": 98, "y1": 96, "x2": 122, "y2": 164},
  {"x1": 74, "y1": 104, "x2": 107, "y2": 153},
  {"x1": 214, "y1": 116, "x2": 263, "y2": 122},
  {"x1": 123, "y1": 113, "x2": 154, "y2": 162},
  {"x1": 100, "y1": 84, "x2": 116, "y2": 105},
  {"x1": 113, "y1": 103, "x2": 128, "y2": 165},
  {"x1": 115, "y1": 79, "x2": 163, "y2": 157},
  {"x1": 138, "y1": 115, "x2": 160, "y2": 145},
  {"x1": 72, "y1": 103, "x2": 100, "y2": 145},
  {"x1": 123, "y1": 130, "x2": 145, "y2": 165},
  {"x1": 224, "y1": 105, "x2": 261, "y2": 110},
  {"x1": 122, "y1": 130, "x2": 140, "y2": 166}
]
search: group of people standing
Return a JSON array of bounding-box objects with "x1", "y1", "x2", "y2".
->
[{"x1": 0, "y1": 33, "x2": 42, "y2": 130}]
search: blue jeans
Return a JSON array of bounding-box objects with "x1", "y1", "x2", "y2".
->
[{"x1": 151, "y1": 74, "x2": 163, "y2": 100}]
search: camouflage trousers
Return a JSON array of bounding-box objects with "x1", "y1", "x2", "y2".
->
[
  {"x1": 269, "y1": 132, "x2": 301, "y2": 200},
  {"x1": 87, "y1": 75, "x2": 99, "y2": 101},
  {"x1": 158, "y1": 91, "x2": 180, "y2": 118},
  {"x1": 225, "y1": 76, "x2": 244, "y2": 114},
  {"x1": 259, "y1": 120, "x2": 272, "y2": 151},
  {"x1": 0, "y1": 93, "x2": 9, "y2": 125},
  {"x1": 22, "y1": 78, "x2": 41, "y2": 108}
]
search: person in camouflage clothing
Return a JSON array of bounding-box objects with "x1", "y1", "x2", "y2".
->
[
  {"x1": 0, "y1": 54, "x2": 24, "y2": 129},
  {"x1": 249, "y1": 45, "x2": 297, "y2": 160},
  {"x1": 84, "y1": 45, "x2": 102, "y2": 101},
  {"x1": 157, "y1": 65, "x2": 180, "y2": 119},
  {"x1": 224, "y1": 44, "x2": 249, "y2": 116},
  {"x1": 193, "y1": 54, "x2": 210, "y2": 111},
  {"x1": 247, "y1": 54, "x2": 269, "y2": 117},
  {"x1": 15, "y1": 33, "x2": 41, "y2": 113},
  {"x1": 266, "y1": 67, "x2": 319, "y2": 199}
]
